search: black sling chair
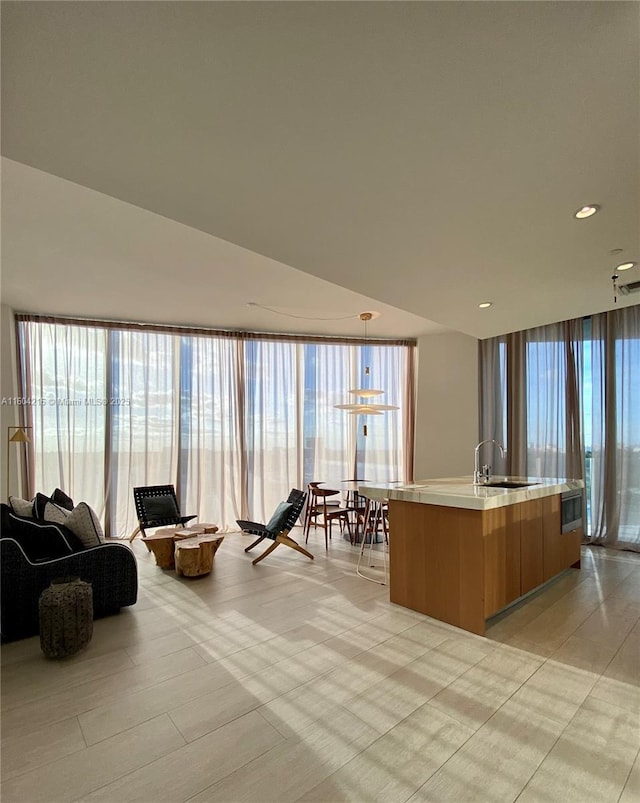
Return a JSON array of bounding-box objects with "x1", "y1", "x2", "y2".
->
[{"x1": 236, "y1": 489, "x2": 312, "y2": 565}]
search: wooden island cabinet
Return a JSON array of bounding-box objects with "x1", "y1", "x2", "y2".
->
[{"x1": 360, "y1": 477, "x2": 584, "y2": 636}]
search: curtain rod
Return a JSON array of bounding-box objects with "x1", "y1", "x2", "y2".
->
[{"x1": 15, "y1": 313, "x2": 417, "y2": 348}]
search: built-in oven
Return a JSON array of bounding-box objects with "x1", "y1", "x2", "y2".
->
[{"x1": 561, "y1": 489, "x2": 584, "y2": 533}]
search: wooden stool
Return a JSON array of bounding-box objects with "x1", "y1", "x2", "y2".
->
[
  {"x1": 174, "y1": 533, "x2": 224, "y2": 577},
  {"x1": 143, "y1": 528, "x2": 189, "y2": 569},
  {"x1": 39, "y1": 577, "x2": 93, "y2": 658}
]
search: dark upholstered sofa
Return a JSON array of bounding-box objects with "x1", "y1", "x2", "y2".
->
[{"x1": 1, "y1": 503, "x2": 138, "y2": 642}]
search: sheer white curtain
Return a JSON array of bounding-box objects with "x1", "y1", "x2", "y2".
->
[
  {"x1": 480, "y1": 309, "x2": 639, "y2": 551},
  {"x1": 481, "y1": 324, "x2": 583, "y2": 480},
  {"x1": 20, "y1": 322, "x2": 108, "y2": 516},
  {"x1": 303, "y1": 342, "x2": 356, "y2": 487},
  {"x1": 109, "y1": 330, "x2": 180, "y2": 537},
  {"x1": 180, "y1": 335, "x2": 243, "y2": 530},
  {"x1": 525, "y1": 321, "x2": 583, "y2": 480},
  {"x1": 17, "y1": 319, "x2": 413, "y2": 537},
  {"x1": 479, "y1": 336, "x2": 507, "y2": 461},
  {"x1": 243, "y1": 340, "x2": 301, "y2": 523},
  {"x1": 588, "y1": 307, "x2": 640, "y2": 549},
  {"x1": 358, "y1": 345, "x2": 407, "y2": 483}
]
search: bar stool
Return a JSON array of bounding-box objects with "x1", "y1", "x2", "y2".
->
[{"x1": 356, "y1": 498, "x2": 389, "y2": 585}]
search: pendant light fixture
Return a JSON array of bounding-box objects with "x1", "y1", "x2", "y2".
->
[{"x1": 335, "y1": 312, "x2": 399, "y2": 436}]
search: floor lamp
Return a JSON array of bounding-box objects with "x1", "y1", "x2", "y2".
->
[{"x1": 6, "y1": 426, "x2": 31, "y2": 501}]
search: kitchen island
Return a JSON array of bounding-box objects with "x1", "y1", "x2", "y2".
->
[{"x1": 358, "y1": 477, "x2": 584, "y2": 635}]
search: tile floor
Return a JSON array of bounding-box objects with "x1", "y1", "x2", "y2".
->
[{"x1": 1, "y1": 530, "x2": 638, "y2": 802}]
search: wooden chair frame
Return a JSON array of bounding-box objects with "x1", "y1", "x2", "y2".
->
[
  {"x1": 237, "y1": 489, "x2": 312, "y2": 565},
  {"x1": 304, "y1": 484, "x2": 356, "y2": 548}
]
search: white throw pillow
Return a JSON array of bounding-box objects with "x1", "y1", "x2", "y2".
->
[
  {"x1": 42, "y1": 500, "x2": 71, "y2": 526},
  {"x1": 64, "y1": 503, "x2": 104, "y2": 548},
  {"x1": 8, "y1": 496, "x2": 34, "y2": 518}
]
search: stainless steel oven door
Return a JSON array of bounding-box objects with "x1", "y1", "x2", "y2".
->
[{"x1": 561, "y1": 489, "x2": 583, "y2": 533}]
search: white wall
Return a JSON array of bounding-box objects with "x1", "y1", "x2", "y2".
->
[
  {"x1": 414, "y1": 331, "x2": 479, "y2": 479},
  {"x1": 1, "y1": 304, "x2": 22, "y2": 499}
]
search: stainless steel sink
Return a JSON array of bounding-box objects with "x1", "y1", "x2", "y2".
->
[{"x1": 482, "y1": 480, "x2": 538, "y2": 488}]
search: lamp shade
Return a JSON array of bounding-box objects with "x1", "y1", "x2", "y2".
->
[
  {"x1": 9, "y1": 427, "x2": 31, "y2": 444},
  {"x1": 335, "y1": 403, "x2": 398, "y2": 413},
  {"x1": 6, "y1": 426, "x2": 32, "y2": 500},
  {"x1": 334, "y1": 312, "x2": 398, "y2": 434}
]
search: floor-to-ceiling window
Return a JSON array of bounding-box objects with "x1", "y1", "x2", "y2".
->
[
  {"x1": 586, "y1": 309, "x2": 640, "y2": 547},
  {"x1": 20, "y1": 323, "x2": 109, "y2": 516},
  {"x1": 480, "y1": 305, "x2": 639, "y2": 550},
  {"x1": 582, "y1": 319, "x2": 594, "y2": 528},
  {"x1": 16, "y1": 316, "x2": 415, "y2": 536}
]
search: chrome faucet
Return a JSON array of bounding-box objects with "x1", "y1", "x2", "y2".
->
[{"x1": 473, "y1": 439, "x2": 505, "y2": 484}]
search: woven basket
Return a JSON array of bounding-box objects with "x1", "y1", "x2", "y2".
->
[{"x1": 39, "y1": 577, "x2": 93, "y2": 658}]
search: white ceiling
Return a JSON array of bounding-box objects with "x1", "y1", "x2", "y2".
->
[
  {"x1": 1, "y1": 158, "x2": 436, "y2": 338},
  {"x1": 1, "y1": 1, "x2": 639, "y2": 339}
]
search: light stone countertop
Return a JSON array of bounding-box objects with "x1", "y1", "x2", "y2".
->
[{"x1": 358, "y1": 476, "x2": 584, "y2": 511}]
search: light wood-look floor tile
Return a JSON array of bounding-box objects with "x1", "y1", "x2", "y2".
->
[
  {"x1": 572, "y1": 603, "x2": 639, "y2": 649},
  {"x1": 1, "y1": 714, "x2": 185, "y2": 803},
  {"x1": 603, "y1": 627, "x2": 640, "y2": 686},
  {"x1": 0, "y1": 648, "x2": 135, "y2": 712},
  {"x1": 0, "y1": 646, "x2": 206, "y2": 743},
  {"x1": 408, "y1": 698, "x2": 565, "y2": 802},
  {"x1": 77, "y1": 659, "x2": 241, "y2": 745},
  {"x1": 549, "y1": 633, "x2": 620, "y2": 674},
  {"x1": 508, "y1": 658, "x2": 597, "y2": 725},
  {"x1": 79, "y1": 711, "x2": 283, "y2": 802},
  {"x1": 589, "y1": 674, "x2": 640, "y2": 715},
  {"x1": 188, "y1": 707, "x2": 379, "y2": 803},
  {"x1": 619, "y1": 749, "x2": 640, "y2": 803},
  {"x1": 257, "y1": 680, "x2": 357, "y2": 740},
  {"x1": 1, "y1": 536, "x2": 638, "y2": 803},
  {"x1": 518, "y1": 695, "x2": 640, "y2": 802},
  {"x1": 426, "y1": 643, "x2": 543, "y2": 730},
  {"x1": 298, "y1": 703, "x2": 475, "y2": 802},
  {"x1": 1, "y1": 716, "x2": 87, "y2": 781}
]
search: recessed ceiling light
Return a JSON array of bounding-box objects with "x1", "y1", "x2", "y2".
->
[
  {"x1": 574, "y1": 204, "x2": 600, "y2": 219},
  {"x1": 616, "y1": 261, "x2": 636, "y2": 271},
  {"x1": 478, "y1": 302, "x2": 492, "y2": 309}
]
